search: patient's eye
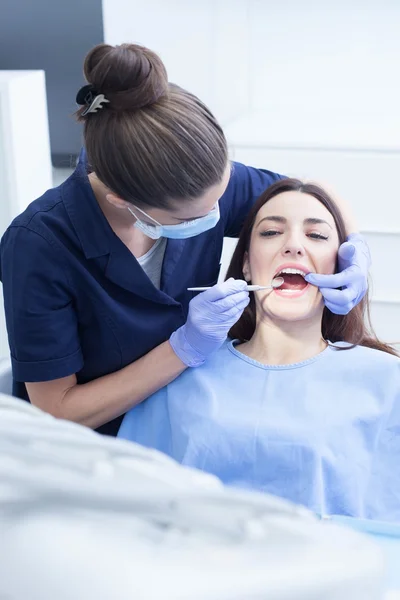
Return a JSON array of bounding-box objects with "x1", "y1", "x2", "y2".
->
[
  {"x1": 259, "y1": 230, "x2": 281, "y2": 237},
  {"x1": 308, "y1": 232, "x2": 329, "y2": 241}
]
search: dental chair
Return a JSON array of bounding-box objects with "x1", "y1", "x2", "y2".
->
[{"x1": 0, "y1": 393, "x2": 385, "y2": 600}]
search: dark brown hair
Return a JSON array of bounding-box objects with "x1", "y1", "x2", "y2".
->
[
  {"x1": 227, "y1": 178, "x2": 397, "y2": 356},
  {"x1": 76, "y1": 43, "x2": 228, "y2": 209}
]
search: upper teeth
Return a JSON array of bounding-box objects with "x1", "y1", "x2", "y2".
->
[{"x1": 277, "y1": 268, "x2": 306, "y2": 277}]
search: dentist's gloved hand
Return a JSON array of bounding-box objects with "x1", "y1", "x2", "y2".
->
[
  {"x1": 170, "y1": 279, "x2": 250, "y2": 367},
  {"x1": 305, "y1": 234, "x2": 371, "y2": 315}
]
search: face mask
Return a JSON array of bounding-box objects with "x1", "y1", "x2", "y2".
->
[{"x1": 127, "y1": 203, "x2": 220, "y2": 240}]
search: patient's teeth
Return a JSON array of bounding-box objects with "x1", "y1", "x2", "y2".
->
[{"x1": 277, "y1": 268, "x2": 307, "y2": 277}]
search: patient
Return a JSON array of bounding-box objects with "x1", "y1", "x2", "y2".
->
[{"x1": 119, "y1": 179, "x2": 400, "y2": 522}]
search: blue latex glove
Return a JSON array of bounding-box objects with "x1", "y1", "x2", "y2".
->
[
  {"x1": 170, "y1": 279, "x2": 250, "y2": 367},
  {"x1": 305, "y1": 233, "x2": 371, "y2": 315}
]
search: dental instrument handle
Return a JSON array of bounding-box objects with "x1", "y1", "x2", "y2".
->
[
  {"x1": 188, "y1": 279, "x2": 283, "y2": 293},
  {"x1": 187, "y1": 286, "x2": 267, "y2": 292}
]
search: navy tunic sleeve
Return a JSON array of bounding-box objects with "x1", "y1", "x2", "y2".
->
[{"x1": 0, "y1": 226, "x2": 83, "y2": 382}]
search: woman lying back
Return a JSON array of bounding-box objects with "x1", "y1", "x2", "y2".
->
[{"x1": 119, "y1": 178, "x2": 400, "y2": 522}]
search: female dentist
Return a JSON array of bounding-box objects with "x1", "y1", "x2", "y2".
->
[{"x1": 0, "y1": 43, "x2": 370, "y2": 436}]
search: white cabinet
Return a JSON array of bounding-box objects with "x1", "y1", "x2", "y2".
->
[
  {"x1": 0, "y1": 70, "x2": 52, "y2": 235},
  {"x1": 0, "y1": 70, "x2": 52, "y2": 357}
]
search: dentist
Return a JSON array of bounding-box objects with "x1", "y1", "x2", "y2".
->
[{"x1": 0, "y1": 43, "x2": 369, "y2": 435}]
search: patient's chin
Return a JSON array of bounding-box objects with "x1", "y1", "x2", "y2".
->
[{"x1": 258, "y1": 293, "x2": 324, "y2": 323}]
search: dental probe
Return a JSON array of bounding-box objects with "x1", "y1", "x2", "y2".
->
[{"x1": 188, "y1": 277, "x2": 284, "y2": 292}]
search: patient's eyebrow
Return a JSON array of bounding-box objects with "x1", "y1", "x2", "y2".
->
[
  {"x1": 256, "y1": 216, "x2": 287, "y2": 226},
  {"x1": 304, "y1": 217, "x2": 332, "y2": 229},
  {"x1": 256, "y1": 216, "x2": 332, "y2": 228}
]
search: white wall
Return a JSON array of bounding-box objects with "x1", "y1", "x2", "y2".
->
[
  {"x1": 103, "y1": 0, "x2": 400, "y2": 342},
  {"x1": 102, "y1": 0, "x2": 400, "y2": 125},
  {"x1": 102, "y1": 0, "x2": 252, "y2": 124},
  {"x1": 248, "y1": 1, "x2": 400, "y2": 118}
]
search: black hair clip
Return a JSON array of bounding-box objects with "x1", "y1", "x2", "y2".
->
[{"x1": 76, "y1": 84, "x2": 110, "y2": 116}]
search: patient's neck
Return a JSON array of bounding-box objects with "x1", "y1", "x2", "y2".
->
[{"x1": 238, "y1": 315, "x2": 327, "y2": 366}]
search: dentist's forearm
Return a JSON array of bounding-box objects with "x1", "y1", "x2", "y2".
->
[{"x1": 26, "y1": 341, "x2": 186, "y2": 429}]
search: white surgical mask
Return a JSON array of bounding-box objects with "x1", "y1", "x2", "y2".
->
[{"x1": 127, "y1": 204, "x2": 220, "y2": 240}]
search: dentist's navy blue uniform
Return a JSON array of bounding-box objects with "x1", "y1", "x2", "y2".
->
[{"x1": 0, "y1": 152, "x2": 283, "y2": 435}]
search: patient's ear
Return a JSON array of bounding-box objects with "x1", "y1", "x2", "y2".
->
[{"x1": 242, "y1": 252, "x2": 251, "y2": 282}]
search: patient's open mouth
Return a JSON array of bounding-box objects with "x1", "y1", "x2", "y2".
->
[{"x1": 274, "y1": 268, "x2": 309, "y2": 293}]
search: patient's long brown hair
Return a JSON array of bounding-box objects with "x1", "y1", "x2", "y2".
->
[{"x1": 227, "y1": 179, "x2": 397, "y2": 356}]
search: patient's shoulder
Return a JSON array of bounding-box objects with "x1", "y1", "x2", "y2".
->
[{"x1": 329, "y1": 342, "x2": 400, "y2": 373}]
